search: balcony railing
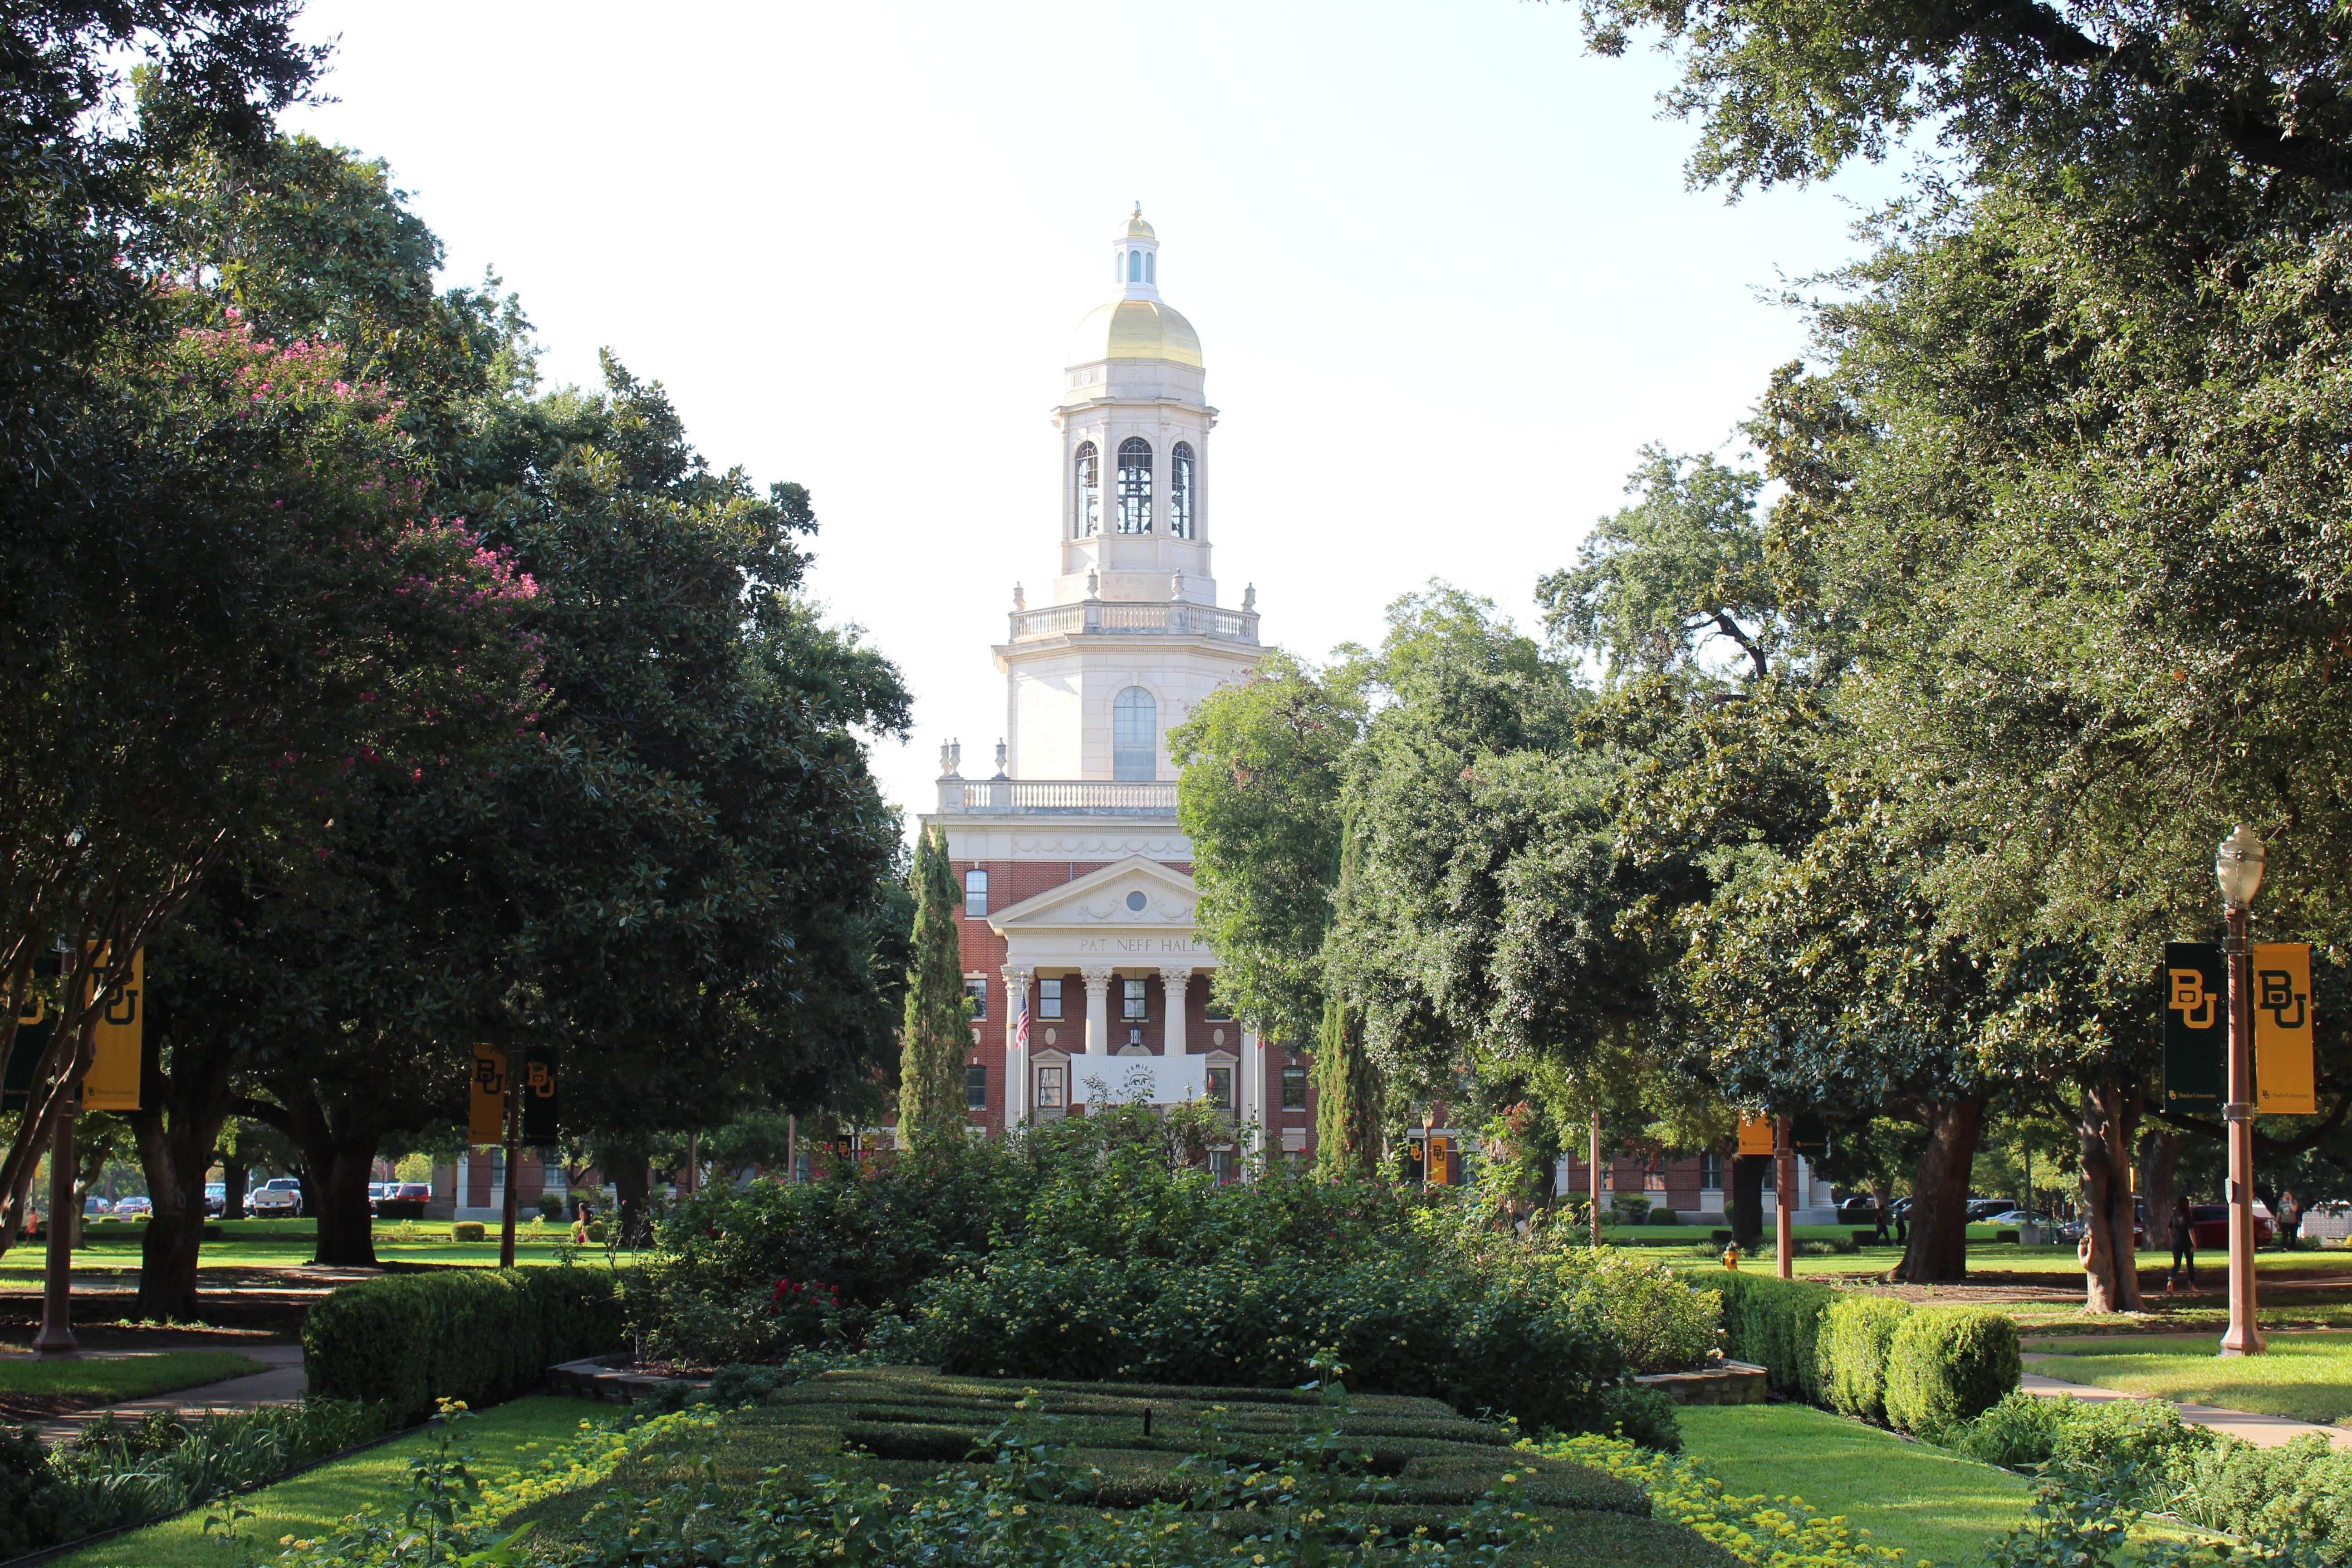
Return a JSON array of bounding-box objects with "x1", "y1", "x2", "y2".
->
[
  {"x1": 1007, "y1": 600, "x2": 1258, "y2": 645},
  {"x1": 936, "y1": 777, "x2": 1179, "y2": 815}
]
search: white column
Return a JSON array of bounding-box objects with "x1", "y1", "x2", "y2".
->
[
  {"x1": 1002, "y1": 966, "x2": 1033, "y2": 1128},
  {"x1": 1159, "y1": 967, "x2": 1192, "y2": 1057},
  {"x1": 1079, "y1": 966, "x2": 1114, "y2": 1102},
  {"x1": 1244, "y1": 1023, "x2": 1264, "y2": 1176}
]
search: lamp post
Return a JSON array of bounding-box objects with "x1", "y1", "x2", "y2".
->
[{"x1": 2216, "y1": 824, "x2": 2268, "y2": 1357}]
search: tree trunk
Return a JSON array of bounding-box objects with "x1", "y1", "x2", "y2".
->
[
  {"x1": 129, "y1": 1018, "x2": 236, "y2": 1323},
  {"x1": 1730, "y1": 1153, "x2": 1769, "y2": 1249},
  {"x1": 260, "y1": 1082, "x2": 387, "y2": 1267},
  {"x1": 2078, "y1": 1080, "x2": 2145, "y2": 1313},
  {"x1": 612, "y1": 1155, "x2": 652, "y2": 1247},
  {"x1": 222, "y1": 1160, "x2": 248, "y2": 1220},
  {"x1": 1891, "y1": 1095, "x2": 1989, "y2": 1283},
  {"x1": 2137, "y1": 1128, "x2": 2185, "y2": 1247}
]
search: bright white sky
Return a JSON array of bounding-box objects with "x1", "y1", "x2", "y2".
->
[{"x1": 282, "y1": 0, "x2": 1901, "y2": 825}]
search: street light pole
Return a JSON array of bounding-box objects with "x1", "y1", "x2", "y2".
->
[
  {"x1": 1774, "y1": 1114, "x2": 1795, "y2": 1281},
  {"x1": 2216, "y1": 825, "x2": 2268, "y2": 1358}
]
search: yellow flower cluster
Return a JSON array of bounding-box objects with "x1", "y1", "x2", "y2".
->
[{"x1": 1538, "y1": 1435, "x2": 1919, "y2": 1568}]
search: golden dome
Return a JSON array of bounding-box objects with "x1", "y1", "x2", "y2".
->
[
  {"x1": 1068, "y1": 298, "x2": 1201, "y2": 368},
  {"x1": 1126, "y1": 205, "x2": 1155, "y2": 240}
]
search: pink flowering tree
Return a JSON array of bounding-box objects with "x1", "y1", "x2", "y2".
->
[{"x1": 0, "y1": 311, "x2": 544, "y2": 1256}]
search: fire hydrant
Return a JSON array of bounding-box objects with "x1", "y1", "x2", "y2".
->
[{"x1": 1722, "y1": 1243, "x2": 1741, "y2": 1270}]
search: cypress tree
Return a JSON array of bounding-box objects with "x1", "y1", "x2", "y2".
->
[
  {"x1": 897, "y1": 825, "x2": 970, "y2": 1151},
  {"x1": 1314, "y1": 813, "x2": 1385, "y2": 1178}
]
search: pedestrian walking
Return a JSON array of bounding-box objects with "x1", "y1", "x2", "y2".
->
[
  {"x1": 1871, "y1": 1202, "x2": 1891, "y2": 1245},
  {"x1": 2167, "y1": 1196, "x2": 2196, "y2": 1291},
  {"x1": 573, "y1": 1202, "x2": 591, "y2": 1245},
  {"x1": 2278, "y1": 1189, "x2": 2302, "y2": 1250}
]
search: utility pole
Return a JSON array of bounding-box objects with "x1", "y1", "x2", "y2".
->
[
  {"x1": 1588, "y1": 1110, "x2": 1602, "y2": 1248},
  {"x1": 1774, "y1": 1114, "x2": 1796, "y2": 1280},
  {"x1": 32, "y1": 1089, "x2": 76, "y2": 1356},
  {"x1": 2217, "y1": 826, "x2": 2268, "y2": 1356},
  {"x1": 498, "y1": 1068, "x2": 520, "y2": 1269}
]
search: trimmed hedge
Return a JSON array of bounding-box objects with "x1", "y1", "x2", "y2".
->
[
  {"x1": 1821, "y1": 1294, "x2": 1909, "y2": 1425},
  {"x1": 304, "y1": 1266, "x2": 625, "y2": 1420},
  {"x1": 1710, "y1": 1272, "x2": 1837, "y2": 1401},
  {"x1": 1705, "y1": 1271, "x2": 2019, "y2": 1434},
  {"x1": 1883, "y1": 1307, "x2": 2020, "y2": 1436},
  {"x1": 450, "y1": 1220, "x2": 487, "y2": 1242}
]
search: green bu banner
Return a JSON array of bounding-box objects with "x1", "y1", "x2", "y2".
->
[{"x1": 2163, "y1": 941, "x2": 2226, "y2": 1112}]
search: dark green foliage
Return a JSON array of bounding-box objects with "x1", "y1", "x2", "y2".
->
[
  {"x1": 0, "y1": 1426, "x2": 105, "y2": 1559},
  {"x1": 1883, "y1": 1307, "x2": 2020, "y2": 1436},
  {"x1": 304, "y1": 1267, "x2": 623, "y2": 1420},
  {"x1": 896, "y1": 824, "x2": 968, "y2": 1150},
  {"x1": 1710, "y1": 1272, "x2": 1837, "y2": 1401},
  {"x1": 2168, "y1": 1431, "x2": 2352, "y2": 1559},
  {"x1": 1820, "y1": 1294, "x2": 1910, "y2": 1425}
]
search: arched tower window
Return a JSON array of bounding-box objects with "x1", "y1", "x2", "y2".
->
[
  {"x1": 1144, "y1": 251, "x2": 1155, "y2": 284},
  {"x1": 1112, "y1": 687, "x2": 1157, "y2": 781},
  {"x1": 1074, "y1": 441, "x2": 1099, "y2": 536},
  {"x1": 1116, "y1": 438, "x2": 1152, "y2": 534},
  {"x1": 1170, "y1": 442, "x2": 1196, "y2": 539},
  {"x1": 1127, "y1": 250, "x2": 1143, "y2": 283}
]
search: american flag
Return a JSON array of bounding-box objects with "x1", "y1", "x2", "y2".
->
[{"x1": 1014, "y1": 983, "x2": 1029, "y2": 1053}]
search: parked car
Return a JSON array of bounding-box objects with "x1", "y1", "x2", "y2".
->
[
  {"x1": 1836, "y1": 1196, "x2": 1884, "y2": 1218},
  {"x1": 1981, "y1": 1208, "x2": 2054, "y2": 1228},
  {"x1": 247, "y1": 1177, "x2": 303, "y2": 1216},
  {"x1": 111, "y1": 1194, "x2": 151, "y2": 1217},
  {"x1": 205, "y1": 1183, "x2": 226, "y2": 1217},
  {"x1": 2057, "y1": 1216, "x2": 2147, "y2": 1246},
  {"x1": 366, "y1": 1182, "x2": 389, "y2": 1213},
  {"x1": 82, "y1": 1195, "x2": 111, "y2": 1217},
  {"x1": 1965, "y1": 1198, "x2": 2014, "y2": 1221},
  {"x1": 396, "y1": 1182, "x2": 429, "y2": 1202},
  {"x1": 2189, "y1": 1204, "x2": 2275, "y2": 1249}
]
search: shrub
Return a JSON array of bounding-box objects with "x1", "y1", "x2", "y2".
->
[
  {"x1": 0, "y1": 1426, "x2": 107, "y2": 1558},
  {"x1": 1945, "y1": 1391, "x2": 2211, "y2": 1484},
  {"x1": 913, "y1": 1243, "x2": 1634, "y2": 1440},
  {"x1": 2168, "y1": 1430, "x2": 2352, "y2": 1551},
  {"x1": 450, "y1": 1220, "x2": 486, "y2": 1242},
  {"x1": 1646, "y1": 1207, "x2": 1678, "y2": 1226},
  {"x1": 1609, "y1": 1196, "x2": 1653, "y2": 1224},
  {"x1": 585, "y1": 1219, "x2": 609, "y2": 1244},
  {"x1": 1819, "y1": 1295, "x2": 1911, "y2": 1424},
  {"x1": 1550, "y1": 1249, "x2": 1719, "y2": 1373},
  {"x1": 1710, "y1": 1272, "x2": 1837, "y2": 1400},
  {"x1": 305, "y1": 1266, "x2": 625, "y2": 1420},
  {"x1": 536, "y1": 1194, "x2": 566, "y2": 1220},
  {"x1": 1882, "y1": 1307, "x2": 2019, "y2": 1436}
]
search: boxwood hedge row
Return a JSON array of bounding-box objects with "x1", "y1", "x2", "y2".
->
[{"x1": 304, "y1": 1265, "x2": 625, "y2": 1420}]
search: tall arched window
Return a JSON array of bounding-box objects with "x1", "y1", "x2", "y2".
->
[
  {"x1": 1170, "y1": 442, "x2": 1196, "y2": 539},
  {"x1": 1112, "y1": 687, "x2": 1157, "y2": 780},
  {"x1": 1127, "y1": 250, "x2": 1143, "y2": 283},
  {"x1": 1074, "y1": 441, "x2": 1099, "y2": 536},
  {"x1": 1116, "y1": 438, "x2": 1152, "y2": 534},
  {"x1": 1144, "y1": 251, "x2": 1155, "y2": 284}
]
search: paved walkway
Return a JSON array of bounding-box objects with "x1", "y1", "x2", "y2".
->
[
  {"x1": 2019, "y1": 1354, "x2": 2350, "y2": 1450},
  {"x1": 17, "y1": 1343, "x2": 307, "y2": 1447}
]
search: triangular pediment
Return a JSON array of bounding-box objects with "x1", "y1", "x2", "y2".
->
[{"x1": 987, "y1": 854, "x2": 1197, "y2": 931}]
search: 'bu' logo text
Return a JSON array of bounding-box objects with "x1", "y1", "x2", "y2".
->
[
  {"x1": 2258, "y1": 969, "x2": 2307, "y2": 1030},
  {"x1": 2169, "y1": 968, "x2": 2217, "y2": 1029}
]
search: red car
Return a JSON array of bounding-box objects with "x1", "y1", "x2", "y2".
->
[{"x1": 2188, "y1": 1205, "x2": 2274, "y2": 1250}]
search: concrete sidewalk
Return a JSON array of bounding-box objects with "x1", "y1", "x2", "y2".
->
[
  {"x1": 23, "y1": 1343, "x2": 306, "y2": 1447},
  {"x1": 2019, "y1": 1356, "x2": 2350, "y2": 1450}
]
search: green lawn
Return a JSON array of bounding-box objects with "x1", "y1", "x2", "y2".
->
[
  {"x1": 2022, "y1": 1331, "x2": 2352, "y2": 1425},
  {"x1": 53, "y1": 1396, "x2": 606, "y2": 1568},
  {"x1": 0, "y1": 1350, "x2": 265, "y2": 1401},
  {"x1": 1678, "y1": 1403, "x2": 2033, "y2": 1568},
  {"x1": 0, "y1": 1228, "x2": 632, "y2": 1281}
]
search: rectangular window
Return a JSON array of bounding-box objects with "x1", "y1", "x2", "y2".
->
[
  {"x1": 1207, "y1": 1150, "x2": 1234, "y2": 1183},
  {"x1": 1039, "y1": 977, "x2": 1063, "y2": 1020},
  {"x1": 1122, "y1": 978, "x2": 1147, "y2": 1021},
  {"x1": 1699, "y1": 1151, "x2": 1723, "y2": 1190},
  {"x1": 1280, "y1": 1067, "x2": 1307, "y2": 1109},
  {"x1": 1206, "y1": 1067, "x2": 1232, "y2": 1110},
  {"x1": 1035, "y1": 1065, "x2": 1065, "y2": 1109},
  {"x1": 965, "y1": 1065, "x2": 988, "y2": 1110},
  {"x1": 963, "y1": 869, "x2": 988, "y2": 918},
  {"x1": 1203, "y1": 992, "x2": 1234, "y2": 1022},
  {"x1": 964, "y1": 976, "x2": 989, "y2": 1021}
]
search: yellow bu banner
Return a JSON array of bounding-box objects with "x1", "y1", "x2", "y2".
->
[
  {"x1": 1736, "y1": 1114, "x2": 1775, "y2": 1156},
  {"x1": 469, "y1": 1045, "x2": 508, "y2": 1145},
  {"x1": 2253, "y1": 943, "x2": 2318, "y2": 1116},
  {"x1": 83, "y1": 946, "x2": 141, "y2": 1112}
]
